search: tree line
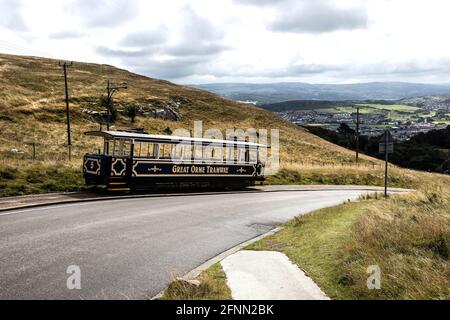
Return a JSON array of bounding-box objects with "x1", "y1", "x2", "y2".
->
[{"x1": 305, "y1": 124, "x2": 450, "y2": 173}]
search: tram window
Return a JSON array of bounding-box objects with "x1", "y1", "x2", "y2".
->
[
  {"x1": 249, "y1": 149, "x2": 258, "y2": 163},
  {"x1": 203, "y1": 146, "x2": 212, "y2": 160},
  {"x1": 193, "y1": 144, "x2": 203, "y2": 161},
  {"x1": 136, "y1": 142, "x2": 156, "y2": 158},
  {"x1": 212, "y1": 146, "x2": 224, "y2": 162},
  {"x1": 160, "y1": 144, "x2": 173, "y2": 159},
  {"x1": 173, "y1": 143, "x2": 184, "y2": 160},
  {"x1": 183, "y1": 144, "x2": 193, "y2": 160},
  {"x1": 112, "y1": 139, "x2": 131, "y2": 157},
  {"x1": 238, "y1": 148, "x2": 246, "y2": 164},
  {"x1": 224, "y1": 146, "x2": 234, "y2": 163}
]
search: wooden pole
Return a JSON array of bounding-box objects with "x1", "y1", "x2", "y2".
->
[
  {"x1": 384, "y1": 131, "x2": 389, "y2": 197},
  {"x1": 60, "y1": 62, "x2": 73, "y2": 160},
  {"x1": 356, "y1": 106, "x2": 360, "y2": 163}
]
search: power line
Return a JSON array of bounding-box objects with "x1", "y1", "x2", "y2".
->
[{"x1": 0, "y1": 39, "x2": 56, "y2": 59}]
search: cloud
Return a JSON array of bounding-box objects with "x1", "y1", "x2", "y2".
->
[
  {"x1": 48, "y1": 31, "x2": 85, "y2": 40},
  {"x1": 269, "y1": 1, "x2": 368, "y2": 34},
  {"x1": 65, "y1": 0, "x2": 138, "y2": 27},
  {"x1": 236, "y1": 0, "x2": 368, "y2": 34},
  {"x1": 0, "y1": 0, "x2": 27, "y2": 31},
  {"x1": 128, "y1": 56, "x2": 208, "y2": 79},
  {"x1": 96, "y1": 46, "x2": 152, "y2": 58},
  {"x1": 119, "y1": 29, "x2": 168, "y2": 48},
  {"x1": 165, "y1": 6, "x2": 229, "y2": 57},
  {"x1": 95, "y1": 5, "x2": 230, "y2": 80}
]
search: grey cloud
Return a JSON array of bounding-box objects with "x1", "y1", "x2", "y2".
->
[
  {"x1": 270, "y1": 0, "x2": 368, "y2": 33},
  {"x1": 235, "y1": 0, "x2": 368, "y2": 34},
  {"x1": 66, "y1": 0, "x2": 138, "y2": 27},
  {"x1": 165, "y1": 6, "x2": 229, "y2": 57},
  {"x1": 124, "y1": 56, "x2": 208, "y2": 79},
  {"x1": 119, "y1": 29, "x2": 168, "y2": 48},
  {"x1": 166, "y1": 42, "x2": 229, "y2": 57},
  {"x1": 95, "y1": 5, "x2": 230, "y2": 80},
  {"x1": 211, "y1": 62, "x2": 343, "y2": 78},
  {"x1": 96, "y1": 46, "x2": 152, "y2": 58},
  {"x1": 346, "y1": 59, "x2": 450, "y2": 77},
  {"x1": 189, "y1": 59, "x2": 450, "y2": 81},
  {"x1": 0, "y1": 0, "x2": 27, "y2": 31}
]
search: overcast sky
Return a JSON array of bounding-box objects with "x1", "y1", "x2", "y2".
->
[{"x1": 1, "y1": 0, "x2": 450, "y2": 84}]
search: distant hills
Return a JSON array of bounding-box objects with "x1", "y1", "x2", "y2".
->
[
  {"x1": 261, "y1": 100, "x2": 348, "y2": 112},
  {"x1": 193, "y1": 82, "x2": 450, "y2": 104}
]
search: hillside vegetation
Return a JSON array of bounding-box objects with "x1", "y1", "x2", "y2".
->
[
  {"x1": 250, "y1": 172, "x2": 450, "y2": 299},
  {"x1": 0, "y1": 53, "x2": 387, "y2": 196},
  {"x1": 306, "y1": 124, "x2": 450, "y2": 173},
  {"x1": 0, "y1": 53, "x2": 449, "y2": 197}
]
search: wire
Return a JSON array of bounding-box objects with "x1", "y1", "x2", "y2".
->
[{"x1": 0, "y1": 39, "x2": 57, "y2": 59}]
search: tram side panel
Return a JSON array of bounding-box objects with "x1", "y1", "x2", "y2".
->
[{"x1": 83, "y1": 154, "x2": 265, "y2": 190}]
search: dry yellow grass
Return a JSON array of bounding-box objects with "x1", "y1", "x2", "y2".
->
[
  {"x1": 0, "y1": 53, "x2": 376, "y2": 165},
  {"x1": 0, "y1": 53, "x2": 391, "y2": 196},
  {"x1": 248, "y1": 173, "x2": 450, "y2": 300},
  {"x1": 160, "y1": 264, "x2": 231, "y2": 300}
]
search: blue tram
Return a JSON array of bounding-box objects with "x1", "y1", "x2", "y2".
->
[{"x1": 83, "y1": 130, "x2": 266, "y2": 192}]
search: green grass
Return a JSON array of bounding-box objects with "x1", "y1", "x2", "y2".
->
[
  {"x1": 247, "y1": 200, "x2": 371, "y2": 299},
  {"x1": 160, "y1": 263, "x2": 232, "y2": 300},
  {"x1": 265, "y1": 164, "x2": 422, "y2": 189},
  {"x1": 356, "y1": 104, "x2": 419, "y2": 112},
  {"x1": 0, "y1": 161, "x2": 84, "y2": 197},
  {"x1": 246, "y1": 179, "x2": 450, "y2": 300}
]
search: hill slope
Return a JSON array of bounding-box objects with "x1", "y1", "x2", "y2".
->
[
  {"x1": 0, "y1": 53, "x2": 444, "y2": 196},
  {"x1": 0, "y1": 53, "x2": 376, "y2": 167}
]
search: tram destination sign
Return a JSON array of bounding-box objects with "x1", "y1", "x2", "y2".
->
[{"x1": 132, "y1": 161, "x2": 259, "y2": 177}]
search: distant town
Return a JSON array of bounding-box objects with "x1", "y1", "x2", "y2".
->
[{"x1": 275, "y1": 96, "x2": 450, "y2": 140}]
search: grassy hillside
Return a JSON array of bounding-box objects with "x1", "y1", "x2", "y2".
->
[
  {"x1": 1, "y1": 53, "x2": 449, "y2": 197},
  {"x1": 0, "y1": 53, "x2": 389, "y2": 196},
  {"x1": 249, "y1": 172, "x2": 450, "y2": 300}
]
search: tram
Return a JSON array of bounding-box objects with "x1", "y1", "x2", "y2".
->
[{"x1": 83, "y1": 130, "x2": 267, "y2": 192}]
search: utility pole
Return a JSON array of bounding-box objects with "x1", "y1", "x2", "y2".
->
[
  {"x1": 384, "y1": 131, "x2": 389, "y2": 197},
  {"x1": 106, "y1": 80, "x2": 127, "y2": 131},
  {"x1": 379, "y1": 130, "x2": 394, "y2": 198},
  {"x1": 355, "y1": 106, "x2": 360, "y2": 163},
  {"x1": 59, "y1": 61, "x2": 73, "y2": 160}
]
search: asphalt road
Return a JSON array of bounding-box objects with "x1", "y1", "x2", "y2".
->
[{"x1": 0, "y1": 188, "x2": 382, "y2": 300}]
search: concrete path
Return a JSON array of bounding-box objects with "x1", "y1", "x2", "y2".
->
[{"x1": 221, "y1": 250, "x2": 329, "y2": 300}]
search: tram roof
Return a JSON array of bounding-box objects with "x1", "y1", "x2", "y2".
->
[{"x1": 84, "y1": 131, "x2": 268, "y2": 148}]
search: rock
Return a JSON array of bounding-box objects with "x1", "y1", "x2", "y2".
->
[{"x1": 151, "y1": 105, "x2": 182, "y2": 121}]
